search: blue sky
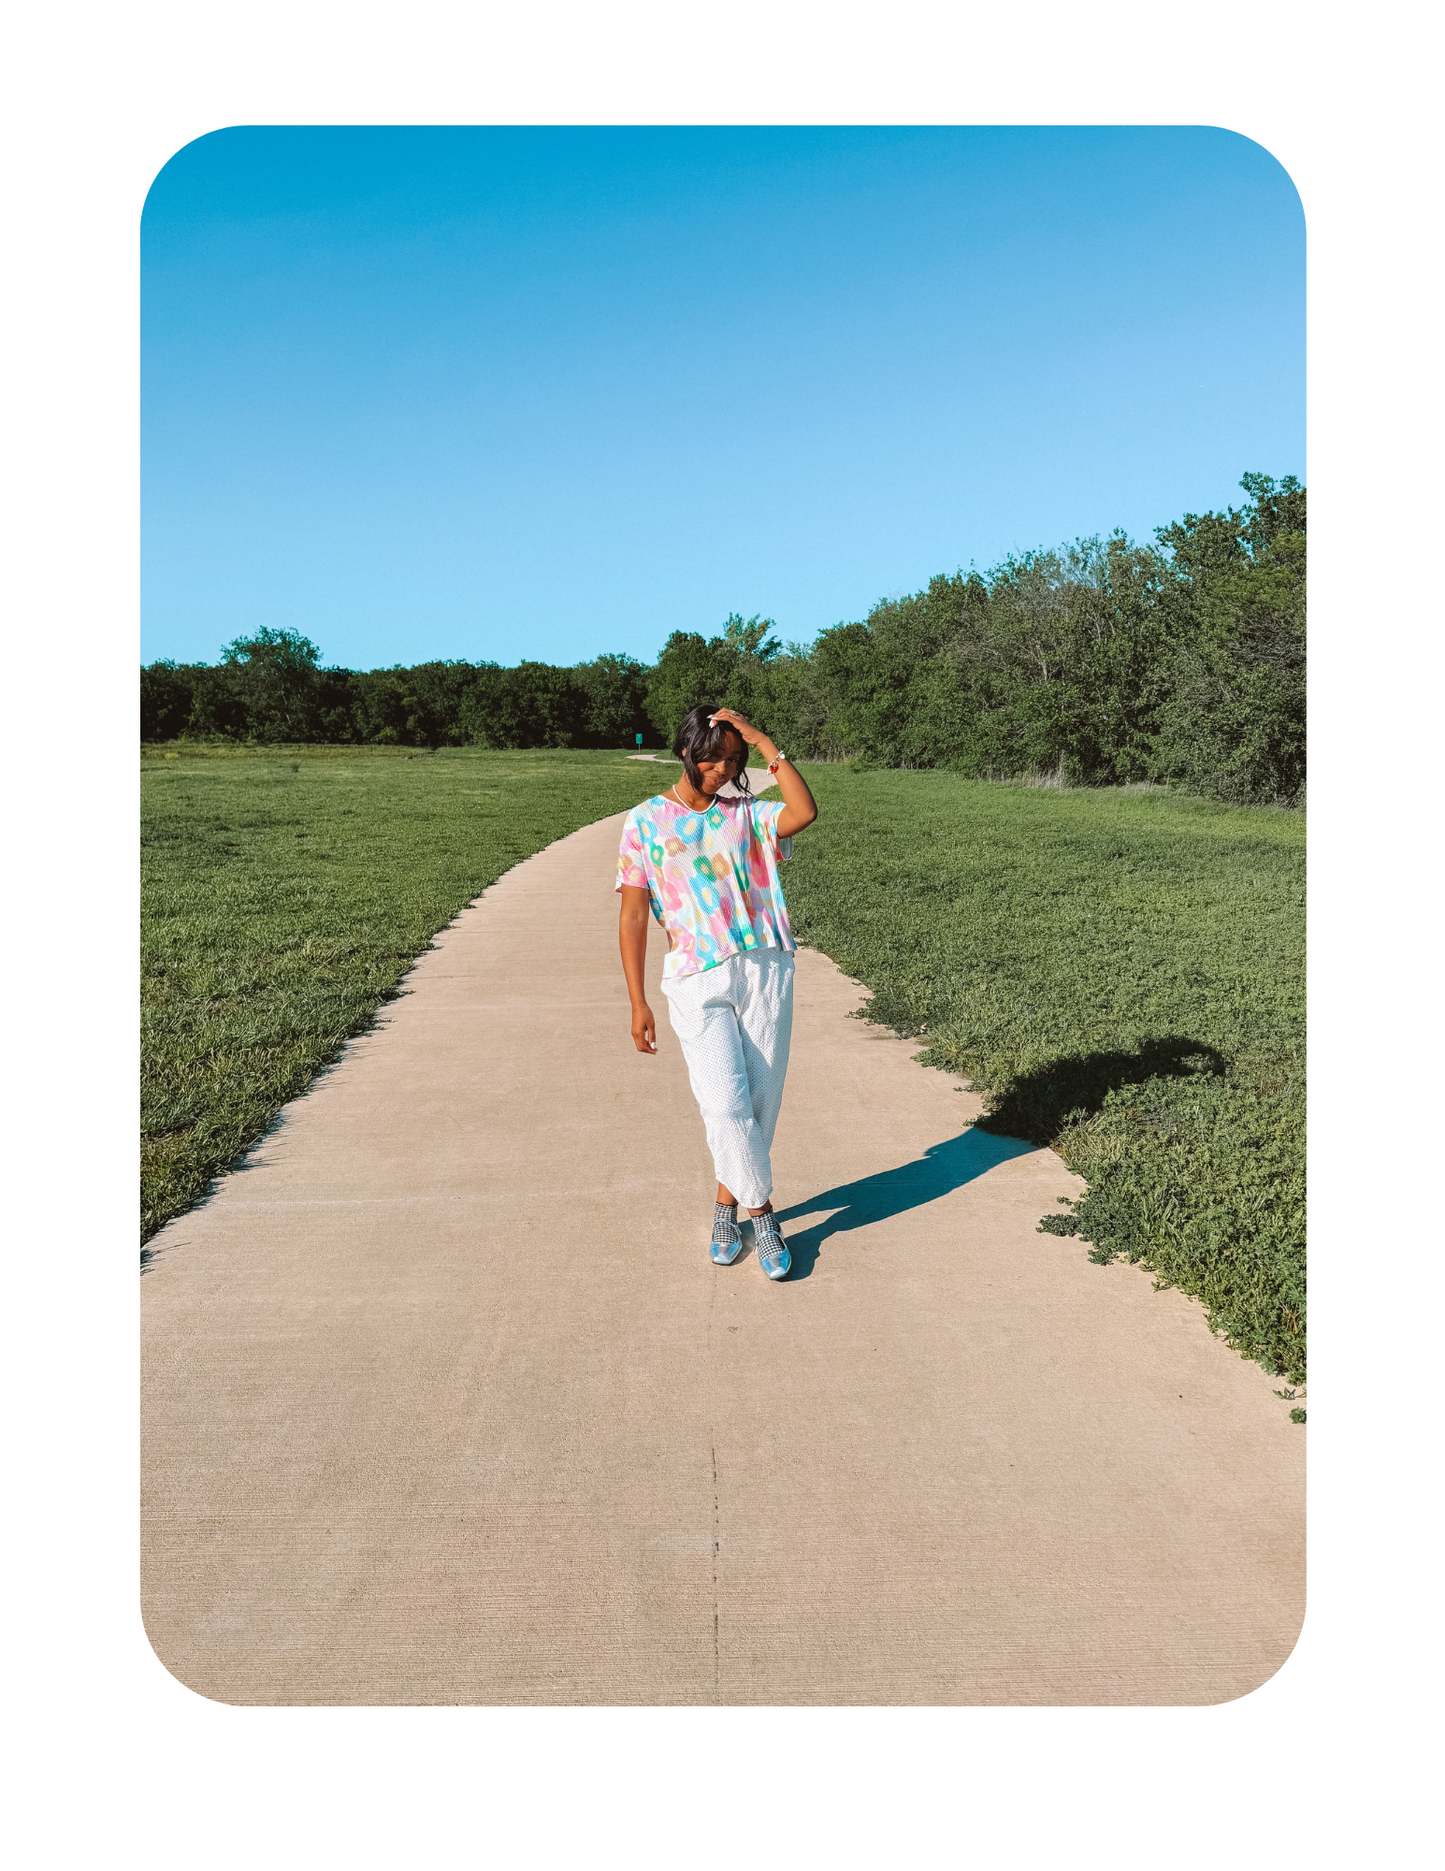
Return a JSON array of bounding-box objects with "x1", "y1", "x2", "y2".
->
[{"x1": 142, "y1": 126, "x2": 1304, "y2": 670}]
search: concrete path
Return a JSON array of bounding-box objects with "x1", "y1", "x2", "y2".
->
[{"x1": 141, "y1": 809, "x2": 1304, "y2": 1705}]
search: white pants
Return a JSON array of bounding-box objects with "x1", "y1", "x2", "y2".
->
[{"x1": 661, "y1": 948, "x2": 795, "y2": 1209}]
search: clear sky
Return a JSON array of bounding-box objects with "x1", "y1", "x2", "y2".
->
[{"x1": 142, "y1": 126, "x2": 1304, "y2": 671}]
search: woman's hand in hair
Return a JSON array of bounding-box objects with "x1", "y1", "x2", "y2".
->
[
  {"x1": 708, "y1": 708, "x2": 767, "y2": 749},
  {"x1": 709, "y1": 708, "x2": 817, "y2": 834}
]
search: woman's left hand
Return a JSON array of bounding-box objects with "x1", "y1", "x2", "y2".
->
[{"x1": 709, "y1": 708, "x2": 767, "y2": 748}]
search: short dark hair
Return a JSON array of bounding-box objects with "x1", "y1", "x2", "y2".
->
[{"x1": 673, "y1": 703, "x2": 752, "y2": 795}]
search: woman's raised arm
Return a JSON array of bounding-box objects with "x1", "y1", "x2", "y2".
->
[{"x1": 708, "y1": 708, "x2": 817, "y2": 837}]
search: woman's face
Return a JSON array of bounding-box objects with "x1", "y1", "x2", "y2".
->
[{"x1": 693, "y1": 734, "x2": 744, "y2": 794}]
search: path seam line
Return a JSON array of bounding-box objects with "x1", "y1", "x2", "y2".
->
[{"x1": 708, "y1": 1264, "x2": 721, "y2": 1702}]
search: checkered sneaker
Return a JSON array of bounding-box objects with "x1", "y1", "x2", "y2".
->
[
  {"x1": 752, "y1": 1213, "x2": 791, "y2": 1281},
  {"x1": 710, "y1": 1201, "x2": 742, "y2": 1265}
]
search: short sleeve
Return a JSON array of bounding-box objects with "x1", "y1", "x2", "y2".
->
[
  {"x1": 752, "y1": 795, "x2": 792, "y2": 861},
  {"x1": 615, "y1": 814, "x2": 649, "y2": 892}
]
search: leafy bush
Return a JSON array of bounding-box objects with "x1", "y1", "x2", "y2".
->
[{"x1": 1035, "y1": 1068, "x2": 1305, "y2": 1384}]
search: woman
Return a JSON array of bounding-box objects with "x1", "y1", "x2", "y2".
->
[{"x1": 616, "y1": 704, "x2": 818, "y2": 1279}]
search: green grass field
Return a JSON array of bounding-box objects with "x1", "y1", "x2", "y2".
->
[
  {"x1": 785, "y1": 767, "x2": 1305, "y2": 1384},
  {"x1": 141, "y1": 745, "x2": 666, "y2": 1245},
  {"x1": 142, "y1": 747, "x2": 1304, "y2": 1386}
]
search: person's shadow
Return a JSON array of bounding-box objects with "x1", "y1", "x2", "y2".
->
[
  {"x1": 772, "y1": 1127, "x2": 1037, "y2": 1279},
  {"x1": 767, "y1": 1034, "x2": 1229, "y2": 1279}
]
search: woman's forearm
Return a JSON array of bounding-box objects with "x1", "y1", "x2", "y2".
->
[
  {"x1": 704, "y1": 710, "x2": 817, "y2": 834},
  {"x1": 618, "y1": 895, "x2": 659, "y2": 1053},
  {"x1": 754, "y1": 737, "x2": 816, "y2": 832},
  {"x1": 618, "y1": 896, "x2": 652, "y2": 1002}
]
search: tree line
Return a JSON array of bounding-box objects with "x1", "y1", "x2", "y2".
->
[{"x1": 142, "y1": 472, "x2": 1305, "y2": 805}]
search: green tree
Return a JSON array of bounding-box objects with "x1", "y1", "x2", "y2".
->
[
  {"x1": 573, "y1": 652, "x2": 653, "y2": 746},
  {"x1": 721, "y1": 612, "x2": 781, "y2": 661},
  {"x1": 140, "y1": 661, "x2": 205, "y2": 741},
  {"x1": 644, "y1": 614, "x2": 786, "y2": 745},
  {"x1": 212, "y1": 626, "x2": 327, "y2": 742},
  {"x1": 351, "y1": 667, "x2": 429, "y2": 745},
  {"x1": 644, "y1": 630, "x2": 740, "y2": 742},
  {"x1": 459, "y1": 662, "x2": 585, "y2": 748},
  {"x1": 1148, "y1": 474, "x2": 1306, "y2": 804},
  {"x1": 185, "y1": 663, "x2": 251, "y2": 739}
]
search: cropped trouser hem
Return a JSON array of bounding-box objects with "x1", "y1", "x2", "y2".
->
[{"x1": 661, "y1": 948, "x2": 794, "y2": 1209}]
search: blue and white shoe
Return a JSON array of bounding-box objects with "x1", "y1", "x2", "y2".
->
[
  {"x1": 753, "y1": 1213, "x2": 791, "y2": 1281},
  {"x1": 710, "y1": 1202, "x2": 742, "y2": 1265}
]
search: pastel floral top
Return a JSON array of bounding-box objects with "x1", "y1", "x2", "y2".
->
[{"x1": 615, "y1": 791, "x2": 794, "y2": 980}]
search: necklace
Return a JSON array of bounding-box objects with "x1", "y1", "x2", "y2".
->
[{"x1": 669, "y1": 783, "x2": 704, "y2": 810}]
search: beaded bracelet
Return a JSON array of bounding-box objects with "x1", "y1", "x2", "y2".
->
[{"x1": 767, "y1": 752, "x2": 788, "y2": 775}]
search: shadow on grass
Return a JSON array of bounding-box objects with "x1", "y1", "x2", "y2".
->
[
  {"x1": 773, "y1": 1127, "x2": 1037, "y2": 1280},
  {"x1": 770, "y1": 1036, "x2": 1228, "y2": 1282},
  {"x1": 973, "y1": 1035, "x2": 1227, "y2": 1146}
]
